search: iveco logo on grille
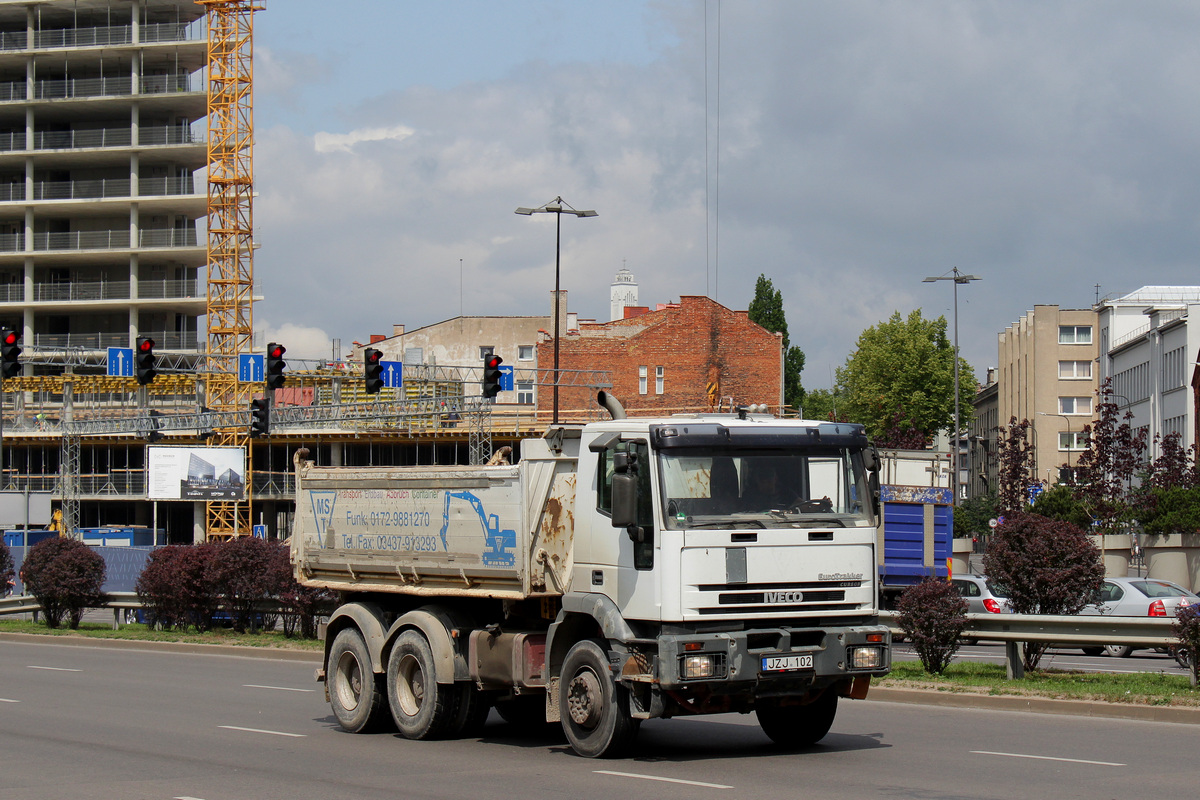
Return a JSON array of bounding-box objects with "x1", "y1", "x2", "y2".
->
[{"x1": 764, "y1": 590, "x2": 804, "y2": 604}]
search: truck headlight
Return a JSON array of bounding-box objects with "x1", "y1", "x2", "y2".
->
[
  {"x1": 680, "y1": 653, "x2": 727, "y2": 680},
  {"x1": 848, "y1": 645, "x2": 885, "y2": 670}
]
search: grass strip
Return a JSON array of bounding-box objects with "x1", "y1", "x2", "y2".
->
[
  {"x1": 0, "y1": 618, "x2": 322, "y2": 651},
  {"x1": 881, "y1": 659, "x2": 1200, "y2": 707}
]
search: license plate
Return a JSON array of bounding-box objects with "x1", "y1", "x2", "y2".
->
[{"x1": 761, "y1": 654, "x2": 813, "y2": 672}]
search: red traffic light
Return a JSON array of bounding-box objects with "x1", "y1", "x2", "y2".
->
[
  {"x1": 367, "y1": 350, "x2": 382, "y2": 364},
  {"x1": 138, "y1": 338, "x2": 155, "y2": 352},
  {"x1": 269, "y1": 343, "x2": 286, "y2": 359},
  {"x1": 486, "y1": 355, "x2": 501, "y2": 369},
  {"x1": 3, "y1": 330, "x2": 18, "y2": 346}
]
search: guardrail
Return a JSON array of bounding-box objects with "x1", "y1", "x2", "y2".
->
[
  {"x1": 0, "y1": 592, "x2": 302, "y2": 632},
  {"x1": 879, "y1": 610, "x2": 1179, "y2": 678}
]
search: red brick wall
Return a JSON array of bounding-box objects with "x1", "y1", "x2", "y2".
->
[{"x1": 539, "y1": 295, "x2": 782, "y2": 418}]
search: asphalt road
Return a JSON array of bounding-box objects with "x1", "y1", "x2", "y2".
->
[{"x1": 3, "y1": 638, "x2": 1200, "y2": 800}]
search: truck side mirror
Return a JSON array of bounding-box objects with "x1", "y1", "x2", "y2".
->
[{"x1": 611, "y1": 472, "x2": 639, "y2": 530}]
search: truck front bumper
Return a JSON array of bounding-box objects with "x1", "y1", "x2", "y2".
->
[{"x1": 653, "y1": 624, "x2": 891, "y2": 691}]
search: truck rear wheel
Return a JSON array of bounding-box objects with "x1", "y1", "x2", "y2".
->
[
  {"x1": 756, "y1": 690, "x2": 838, "y2": 748},
  {"x1": 328, "y1": 628, "x2": 389, "y2": 733},
  {"x1": 559, "y1": 639, "x2": 639, "y2": 758},
  {"x1": 387, "y1": 630, "x2": 459, "y2": 739}
]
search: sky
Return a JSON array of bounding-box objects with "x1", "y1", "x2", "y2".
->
[{"x1": 251, "y1": 1, "x2": 1200, "y2": 392}]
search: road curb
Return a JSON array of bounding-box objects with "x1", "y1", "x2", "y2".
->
[
  {"x1": 868, "y1": 685, "x2": 1200, "y2": 725},
  {"x1": 0, "y1": 631, "x2": 323, "y2": 662}
]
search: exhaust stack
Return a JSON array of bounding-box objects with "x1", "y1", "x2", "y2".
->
[{"x1": 597, "y1": 391, "x2": 626, "y2": 420}]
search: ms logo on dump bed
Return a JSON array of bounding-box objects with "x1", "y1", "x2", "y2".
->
[{"x1": 310, "y1": 491, "x2": 336, "y2": 548}]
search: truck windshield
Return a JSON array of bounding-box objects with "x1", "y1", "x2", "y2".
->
[{"x1": 658, "y1": 448, "x2": 874, "y2": 530}]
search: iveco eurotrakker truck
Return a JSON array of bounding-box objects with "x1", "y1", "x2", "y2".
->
[{"x1": 290, "y1": 393, "x2": 890, "y2": 758}]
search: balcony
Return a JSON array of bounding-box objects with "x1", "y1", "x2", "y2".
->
[
  {"x1": 19, "y1": 228, "x2": 198, "y2": 252},
  {"x1": 0, "y1": 176, "x2": 197, "y2": 202},
  {"x1": 33, "y1": 330, "x2": 198, "y2": 350},
  {"x1": 26, "y1": 278, "x2": 200, "y2": 302},
  {"x1": 0, "y1": 125, "x2": 201, "y2": 153},
  {"x1": 0, "y1": 22, "x2": 201, "y2": 52},
  {"x1": 0, "y1": 73, "x2": 197, "y2": 103}
]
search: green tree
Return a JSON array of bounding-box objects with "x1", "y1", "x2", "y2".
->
[
  {"x1": 747, "y1": 274, "x2": 806, "y2": 413},
  {"x1": 835, "y1": 310, "x2": 975, "y2": 443},
  {"x1": 801, "y1": 388, "x2": 846, "y2": 421},
  {"x1": 954, "y1": 492, "x2": 997, "y2": 539}
]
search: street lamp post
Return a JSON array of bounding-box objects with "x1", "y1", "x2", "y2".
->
[
  {"x1": 515, "y1": 197, "x2": 597, "y2": 424},
  {"x1": 923, "y1": 268, "x2": 981, "y2": 507},
  {"x1": 1037, "y1": 411, "x2": 1074, "y2": 482}
]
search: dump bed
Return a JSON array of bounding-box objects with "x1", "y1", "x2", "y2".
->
[{"x1": 290, "y1": 443, "x2": 576, "y2": 600}]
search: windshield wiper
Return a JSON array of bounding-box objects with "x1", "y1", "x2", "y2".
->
[{"x1": 685, "y1": 518, "x2": 766, "y2": 529}]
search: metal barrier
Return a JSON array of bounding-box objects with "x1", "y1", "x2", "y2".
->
[{"x1": 879, "y1": 610, "x2": 1178, "y2": 678}]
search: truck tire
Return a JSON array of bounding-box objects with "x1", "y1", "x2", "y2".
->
[
  {"x1": 756, "y1": 690, "x2": 838, "y2": 748},
  {"x1": 328, "y1": 628, "x2": 389, "y2": 733},
  {"x1": 387, "y1": 630, "x2": 460, "y2": 739},
  {"x1": 1105, "y1": 645, "x2": 1133, "y2": 658},
  {"x1": 452, "y1": 685, "x2": 493, "y2": 738},
  {"x1": 559, "y1": 639, "x2": 639, "y2": 758}
]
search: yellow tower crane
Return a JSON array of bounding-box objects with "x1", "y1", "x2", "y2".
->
[{"x1": 200, "y1": 0, "x2": 263, "y2": 539}]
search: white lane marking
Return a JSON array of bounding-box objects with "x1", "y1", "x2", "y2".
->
[
  {"x1": 595, "y1": 770, "x2": 732, "y2": 789},
  {"x1": 219, "y1": 725, "x2": 306, "y2": 738},
  {"x1": 0, "y1": 698, "x2": 18, "y2": 703},
  {"x1": 28, "y1": 665, "x2": 81, "y2": 672},
  {"x1": 243, "y1": 684, "x2": 315, "y2": 693},
  {"x1": 971, "y1": 750, "x2": 1125, "y2": 767},
  {"x1": 175, "y1": 797, "x2": 208, "y2": 800}
]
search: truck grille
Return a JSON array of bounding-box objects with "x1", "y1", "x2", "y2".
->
[{"x1": 691, "y1": 580, "x2": 863, "y2": 617}]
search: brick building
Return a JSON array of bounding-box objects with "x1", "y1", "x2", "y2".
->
[{"x1": 544, "y1": 295, "x2": 783, "y2": 418}]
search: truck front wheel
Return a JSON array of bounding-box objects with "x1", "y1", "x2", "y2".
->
[
  {"x1": 559, "y1": 639, "x2": 639, "y2": 758},
  {"x1": 387, "y1": 630, "x2": 459, "y2": 739},
  {"x1": 328, "y1": 628, "x2": 389, "y2": 733},
  {"x1": 756, "y1": 690, "x2": 838, "y2": 748}
]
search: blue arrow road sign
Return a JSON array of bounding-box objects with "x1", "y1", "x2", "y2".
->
[
  {"x1": 499, "y1": 365, "x2": 514, "y2": 392},
  {"x1": 380, "y1": 360, "x2": 404, "y2": 389},
  {"x1": 106, "y1": 347, "x2": 133, "y2": 377},
  {"x1": 239, "y1": 354, "x2": 264, "y2": 383}
]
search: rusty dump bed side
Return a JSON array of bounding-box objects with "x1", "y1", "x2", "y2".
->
[{"x1": 289, "y1": 442, "x2": 577, "y2": 600}]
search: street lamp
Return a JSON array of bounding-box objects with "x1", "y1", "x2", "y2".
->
[
  {"x1": 923, "y1": 268, "x2": 981, "y2": 507},
  {"x1": 1037, "y1": 411, "x2": 1074, "y2": 482},
  {"x1": 515, "y1": 197, "x2": 598, "y2": 424}
]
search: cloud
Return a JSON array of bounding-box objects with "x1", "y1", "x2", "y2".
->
[
  {"x1": 254, "y1": 2, "x2": 1200, "y2": 390},
  {"x1": 255, "y1": 321, "x2": 338, "y2": 362},
  {"x1": 313, "y1": 125, "x2": 415, "y2": 154}
]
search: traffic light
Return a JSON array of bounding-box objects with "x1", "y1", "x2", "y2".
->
[
  {"x1": 249, "y1": 397, "x2": 271, "y2": 437},
  {"x1": 135, "y1": 336, "x2": 157, "y2": 385},
  {"x1": 482, "y1": 354, "x2": 503, "y2": 399},
  {"x1": 364, "y1": 348, "x2": 383, "y2": 394},
  {"x1": 266, "y1": 342, "x2": 287, "y2": 390},
  {"x1": 1, "y1": 328, "x2": 20, "y2": 380}
]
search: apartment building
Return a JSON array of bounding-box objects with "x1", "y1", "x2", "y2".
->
[
  {"x1": 996, "y1": 304, "x2": 1099, "y2": 485},
  {"x1": 1096, "y1": 286, "x2": 1200, "y2": 460},
  {"x1": 0, "y1": 0, "x2": 208, "y2": 358}
]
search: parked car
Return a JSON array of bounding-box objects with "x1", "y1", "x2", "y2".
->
[
  {"x1": 951, "y1": 574, "x2": 1011, "y2": 615},
  {"x1": 951, "y1": 574, "x2": 1011, "y2": 645},
  {"x1": 1079, "y1": 576, "x2": 1200, "y2": 657}
]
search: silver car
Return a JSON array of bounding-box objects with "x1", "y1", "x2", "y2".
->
[
  {"x1": 1079, "y1": 576, "x2": 1200, "y2": 657},
  {"x1": 951, "y1": 574, "x2": 1011, "y2": 615}
]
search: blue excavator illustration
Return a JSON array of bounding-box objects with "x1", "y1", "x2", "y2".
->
[{"x1": 439, "y1": 491, "x2": 516, "y2": 567}]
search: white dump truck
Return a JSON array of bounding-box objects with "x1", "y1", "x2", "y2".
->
[{"x1": 290, "y1": 393, "x2": 891, "y2": 758}]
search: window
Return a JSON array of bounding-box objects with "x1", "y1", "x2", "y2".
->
[
  {"x1": 518, "y1": 345, "x2": 534, "y2": 361},
  {"x1": 1059, "y1": 325, "x2": 1092, "y2": 344},
  {"x1": 516, "y1": 381, "x2": 534, "y2": 405},
  {"x1": 1058, "y1": 360, "x2": 1092, "y2": 379},
  {"x1": 1060, "y1": 396, "x2": 1092, "y2": 415},
  {"x1": 655, "y1": 366, "x2": 664, "y2": 395},
  {"x1": 638, "y1": 365, "x2": 647, "y2": 395},
  {"x1": 479, "y1": 345, "x2": 494, "y2": 360},
  {"x1": 597, "y1": 441, "x2": 653, "y2": 570},
  {"x1": 1162, "y1": 346, "x2": 1185, "y2": 391},
  {"x1": 1059, "y1": 432, "x2": 1086, "y2": 451}
]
